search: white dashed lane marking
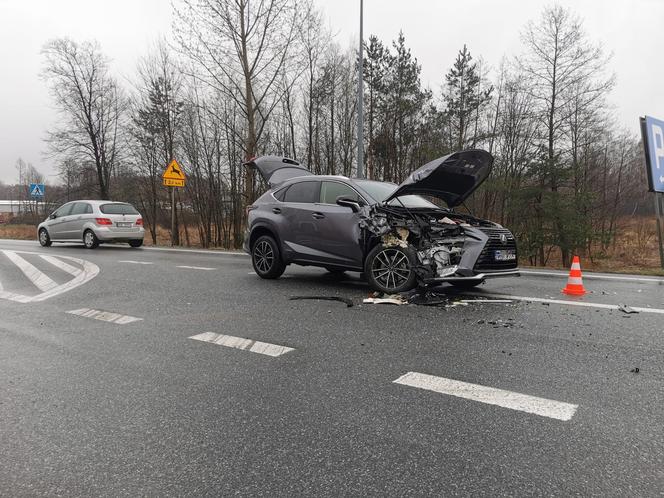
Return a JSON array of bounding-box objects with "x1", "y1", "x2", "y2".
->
[
  {"x1": 189, "y1": 332, "x2": 295, "y2": 357},
  {"x1": 118, "y1": 260, "x2": 153, "y2": 265},
  {"x1": 177, "y1": 265, "x2": 216, "y2": 270},
  {"x1": 394, "y1": 372, "x2": 578, "y2": 421},
  {"x1": 67, "y1": 308, "x2": 142, "y2": 324}
]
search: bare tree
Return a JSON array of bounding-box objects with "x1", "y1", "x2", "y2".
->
[
  {"x1": 519, "y1": 6, "x2": 613, "y2": 179},
  {"x1": 518, "y1": 5, "x2": 614, "y2": 265},
  {"x1": 173, "y1": 0, "x2": 301, "y2": 204},
  {"x1": 130, "y1": 41, "x2": 184, "y2": 244},
  {"x1": 41, "y1": 39, "x2": 126, "y2": 199}
]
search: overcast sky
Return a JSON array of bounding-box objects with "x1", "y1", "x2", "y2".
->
[{"x1": 1, "y1": 0, "x2": 662, "y2": 184}]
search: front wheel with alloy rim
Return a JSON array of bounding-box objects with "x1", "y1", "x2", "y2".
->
[
  {"x1": 252, "y1": 235, "x2": 285, "y2": 279},
  {"x1": 364, "y1": 243, "x2": 418, "y2": 293},
  {"x1": 83, "y1": 229, "x2": 99, "y2": 249},
  {"x1": 38, "y1": 228, "x2": 52, "y2": 247}
]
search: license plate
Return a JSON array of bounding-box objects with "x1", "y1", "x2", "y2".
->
[
  {"x1": 494, "y1": 250, "x2": 516, "y2": 261},
  {"x1": 116, "y1": 222, "x2": 132, "y2": 228}
]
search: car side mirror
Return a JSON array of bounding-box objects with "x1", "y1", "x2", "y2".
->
[
  {"x1": 336, "y1": 196, "x2": 362, "y2": 213},
  {"x1": 49, "y1": 213, "x2": 57, "y2": 219}
]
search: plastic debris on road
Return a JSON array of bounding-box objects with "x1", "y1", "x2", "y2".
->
[
  {"x1": 289, "y1": 296, "x2": 354, "y2": 307},
  {"x1": 618, "y1": 304, "x2": 638, "y2": 314}
]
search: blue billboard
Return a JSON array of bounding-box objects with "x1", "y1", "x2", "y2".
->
[{"x1": 642, "y1": 116, "x2": 664, "y2": 193}]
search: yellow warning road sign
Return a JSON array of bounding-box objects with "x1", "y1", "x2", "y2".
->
[{"x1": 162, "y1": 159, "x2": 186, "y2": 187}]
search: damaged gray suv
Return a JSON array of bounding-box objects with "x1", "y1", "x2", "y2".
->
[{"x1": 243, "y1": 150, "x2": 519, "y2": 293}]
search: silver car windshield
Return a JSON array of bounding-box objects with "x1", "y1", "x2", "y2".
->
[{"x1": 354, "y1": 180, "x2": 439, "y2": 209}]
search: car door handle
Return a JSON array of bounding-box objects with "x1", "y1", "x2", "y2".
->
[
  {"x1": 312, "y1": 212, "x2": 325, "y2": 219},
  {"x1": 272, "y1": 208, "x2": 282, "y2": 214}
]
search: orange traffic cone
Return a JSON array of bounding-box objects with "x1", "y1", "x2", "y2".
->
[{"x1": 562, "y1": 256, "x2": 586, "y2": 296}]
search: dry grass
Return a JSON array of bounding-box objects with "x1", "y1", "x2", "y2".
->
[
  {"x1": 2, "y1": 216, "x2": 662, "y2": 275},
  {"x1": 0, "y1": 224, "x2": 37, "y2": 240}
]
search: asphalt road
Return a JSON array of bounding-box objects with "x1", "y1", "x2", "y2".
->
[{"x1": 1, "y1": 238, "x2": 663, "y2": 496}]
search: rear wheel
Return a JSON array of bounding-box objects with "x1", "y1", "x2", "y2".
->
[
  {"x1": 83, "y1": 229, "x2": 99, "y2": 249},
  {"x1": 252, "y1": 235, "x2": 285, "y2": 279},
  {"x1": 364, "y1": 244, "x2": 418, "y2": 294},
  {"x1": 129, "y1": 239, "x2": 143, "y2": 248},
  {"x1": 38, "y1": 228, "x2": 52, "y2": 247}
]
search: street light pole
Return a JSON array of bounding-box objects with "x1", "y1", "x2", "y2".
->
[{"x1": 356, "y1": 0, "x2": 365, "y2": 179}]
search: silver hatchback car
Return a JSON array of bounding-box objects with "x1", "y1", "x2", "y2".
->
[{"x1": 38, "y1": 200, "x2": 145, "y2": 249}]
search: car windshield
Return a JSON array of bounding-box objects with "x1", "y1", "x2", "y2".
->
[
  {"x1": 354, "y1": 180, "x2": 440, "y2": 209},
  {"x1": 100, "y1": 203, "x2": 139, "y2": 215}
]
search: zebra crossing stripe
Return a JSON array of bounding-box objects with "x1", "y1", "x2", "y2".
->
[
  {"x1": 2, "y1": 250, "x2": 58, "y2": 292},
  {"x1": 39, "y1": 254, "x2": 83, "y2": 276},
  {"x1": 0, "y1": 251, "x2": 99, "y2": 303}
]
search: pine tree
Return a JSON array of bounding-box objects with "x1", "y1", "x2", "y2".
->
[{"x1": 443, "y1": 45, "x2": 492, "y2": 150}]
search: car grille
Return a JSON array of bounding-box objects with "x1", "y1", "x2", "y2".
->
[{"x1": 474, "y1": 227, "x2": 518, "y2": 271}]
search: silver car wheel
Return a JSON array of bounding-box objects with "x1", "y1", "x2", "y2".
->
[
  {"x1": 85, "y1": 231, "x2": 95, "y2": 248},
  {"x1": 39, "y1": 230, "x2": 48, "y2": 245},
  {"x1": 371, "y1": 248, "x2": 411, "y2": 292},
  {"x1": 254, "y1": 240, "x2": 274, "y2": 274}
]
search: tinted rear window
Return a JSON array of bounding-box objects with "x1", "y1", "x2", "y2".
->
[
  {"x1": 100, "y1": 203, "x2": 139, "y2": 215},
  {"x1": 283, "y1": 181, "x2": 320, "y2": 203}
]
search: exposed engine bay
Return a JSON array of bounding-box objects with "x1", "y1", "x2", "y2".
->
[{"x1": 359, "y1": 204, "x2": 495, "y2": 282}]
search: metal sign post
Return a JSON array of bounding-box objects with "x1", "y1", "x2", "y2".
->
[
  {"x1": 655, "y1": 192, "x2": 664, "y2": 268},
  {"x1": 162, "y1": 159, "x2": 186, "y2": 247},
  {"x1": 640, "y1": 116, "x2": 664, "y2": 268},
  {"x1": 356, "y1": 0, "x2": 365, "y2": 179}
]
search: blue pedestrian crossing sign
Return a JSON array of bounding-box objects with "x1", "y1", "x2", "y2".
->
[{"x1": 29, "y1": 183, "x2": 45, "y2": 198}]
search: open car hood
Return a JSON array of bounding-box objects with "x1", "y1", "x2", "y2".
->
[
  {"x1": 384, "y1": 149, "x2": 493, "y2": 207},
  {"x1": 244, "y1": 156, "x2": 313, "y2": 187}
]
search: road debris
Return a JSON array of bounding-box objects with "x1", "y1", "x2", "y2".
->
[
  {"x1": 363, "y1": 295, "x2": 407, "y2": 305},
  {"x1": 289, "y1": 296, "x2": 354, "y2": 307},
  {"x1": 618, "y1": 304, "x2": 639, "y2": 314},
  {"x1": 630, "y1": 367, "x2": 640, "y2": 374}
]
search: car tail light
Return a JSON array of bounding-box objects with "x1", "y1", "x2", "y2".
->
[
  {"x1": 135, "y1": 218, "x2": 143, "y2": 226},
  {"x1": 95, "y1": 218, "x2": 113, "y2": 225}
]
